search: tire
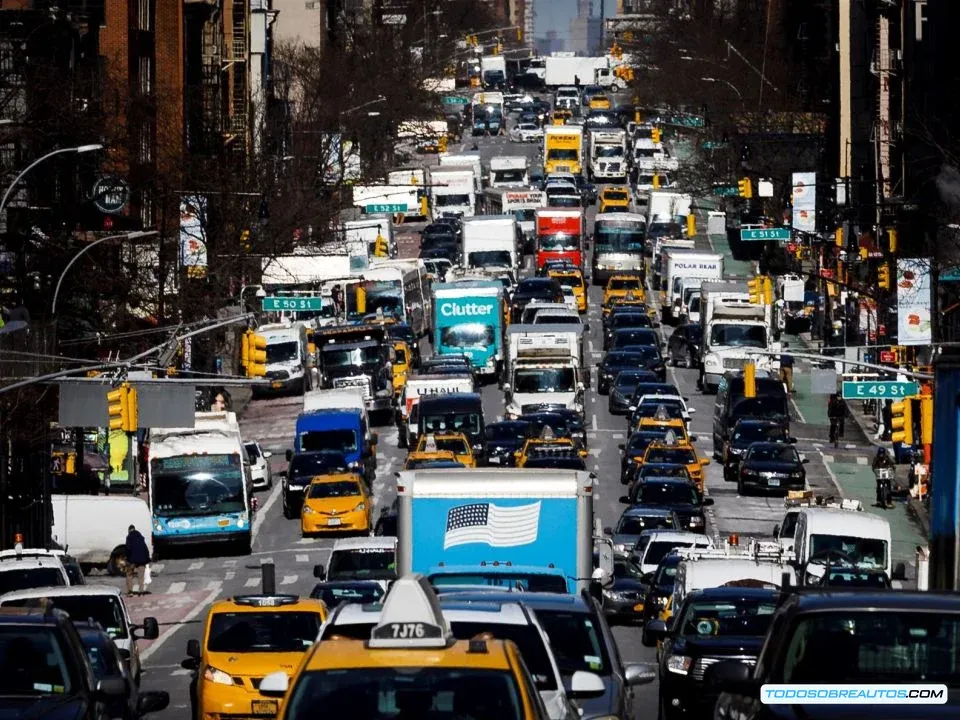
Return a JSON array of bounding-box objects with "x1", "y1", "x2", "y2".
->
[
  {"x1": 282, "y1": 496, "x2": 296, "y2": 520},
  {"x1": 737, "y1": 477, "x2": 748, "y2": 496}
]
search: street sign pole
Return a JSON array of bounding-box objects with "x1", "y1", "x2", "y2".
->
[{"x1": 931, "y1": 348, "x2": 960, "y2": 591}]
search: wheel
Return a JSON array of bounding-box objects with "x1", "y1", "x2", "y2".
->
[
  {"x1": 737, "y1": 477, "x2": 748, "y2": 496},
  {"x1": 282, "y1": 497, "x2": 296, "y2": 519}
]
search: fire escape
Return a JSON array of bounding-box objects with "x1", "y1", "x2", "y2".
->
[
  {"x1": 225, "y1": 0, "x2": 250, "y2": 154},
  {"x1": 870, "y1": 1, "x2": 903, "y2": 205}
]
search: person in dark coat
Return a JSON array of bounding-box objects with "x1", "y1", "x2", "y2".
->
[{"x1": 124, "y1": 525, "x2": 150, "y2": 596}]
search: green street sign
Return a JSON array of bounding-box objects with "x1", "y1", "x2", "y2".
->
[
  {"x1": 740, "y1": 227, "x2": 791, "y2": 242},
  {"x1": 842, "y1": 381, "x2": 919, "y2": 400},
  {"x1": 442, "y1": 96, "x2": 469, "y2": 105},
  {"x1": 702, "y1": 141, "x2": 730, "y2": 150},
  {"x1": 365, "y1": 203, "x2": 407, "y2": 214},
  {"x1": 712, "y1": 185, "x2": 740, "y2": 197},
  {"x1": 262, "y1": 296, "x2": 326, "y2": 312}
]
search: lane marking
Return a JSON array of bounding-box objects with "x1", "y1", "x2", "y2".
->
[
  {"x1": 171, "y1": 668, "x2": 192, "y2": 677},
  {"x1": 815, "y1": 448, "x2": 844, "y2": 496},
  {"x1": 223, "y1": 559, "x2": 237, "y2": 567},
  {"x1": 789, "y1": 395, "x2": 807, "y2": 424},
  {"x1": 856, "y1": 456, "x2": 868, "y2": 465},
  {"x1": 280, "y1": 574, "x2": 298, "y2": 586},
  {"x1": 295, "y1": 554, "x2": 310, "y2": 563},
  {"x1": 186, "y1": 562, "x2": 204, "y2": 572},
  {"x1": 141, "y1": 582, "x2": 223, "y2": 664},
  {"x1": 252, "y1": 482, "x2": 282, "y2": 539},
  {"x1": 165, "y1": 582, "x2": 186, "y2": 595},
  {"x1": 244, "y1": 577, "x2": 259, "y2": 588},
  {"x1": 591, "y1": 414, "x2": 598, "y2": 431},
  {"x1": 224, "y1": 571, "x2": 236, "y2": 581},
  {"x1": 205, "y1": 580, "x2": 220, "y2": 590}
]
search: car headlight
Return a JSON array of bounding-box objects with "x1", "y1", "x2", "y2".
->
[
  {"x1": 790, "y1": 472, "x2": 804, "y2": 480},
  {"x1": 742, "y1": 468, "x2": 759, "y2": 476},
  {"x1": 302, "y1": 505, "x2": 316, "y2": 514},
  {"x1": 602, "y1": 589, "x2": 626, "y2": 601},
  {"x1": 704, "y1": 355, "x2": 721, "y2": 370},
  {"x1": 666, "y1": 655, "x2": 692, "y2": 675},
  {"x1": 203, "y1": 666, "x2": 234, "y2": 685},
  {"x1": 688, "y1": 516, "x2": 704, "y2": 527},
  {"x1": 354, "y1": 502, "x2": 366, "y2": 511},
  {"x1": 574, "y1": 403, "x2": 584, "y2": 414},
  {"x1": 656, "y1": 595, "x2": 669, "y2": 606}
]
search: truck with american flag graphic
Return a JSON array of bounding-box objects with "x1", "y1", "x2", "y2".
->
[{"x1": 394, "y1": 468, "x2": 596, "y2": 594}]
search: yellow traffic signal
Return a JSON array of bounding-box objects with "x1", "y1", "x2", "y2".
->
[
  {"x1": 887, "y1": 228, "x2": 898, "y2": 253},
  {"x1": 920, "y1": 394, "x2": 933, "y2": 445},
  {"x1": 651, "y1": 128, "x2": 662, "y2": 144},
  {"x1": 374, "y1": 234, "x2": 389, "y2": 257},
  {"x1": 738, "y1": 178, "x2": 753, "y2": 199},
  {"x1": 878, "y1": 263, "x2": 891, "y2": 290},
  {"x1": 890, "y1": 398, "x2": 914, "y2": 445},
  {"x1": 744, "y1": 362, "x2": 756, "y2": 398},
  {"x1": 419, "y1": 194, "x2": 429, "y2": 216},
  {"x1": 107, "y1": 383, "x2": 138, "y2": 433},
  {"x1": 652, "y1": 174, "x2": 660, "y2": 190},
  {"x1": 835, "y1": 226, "x2": 843, "y2": 247},
  {"x1": 516, "y1": 28, "x2": 523, "y2": 41},
  {"x1": 747, "y1": 277, "x2": 763, "y2": 304},
  {"x1": 242, "y1": 330, "x2": 268, "y2": 378},
  {"x1": 686, "y1": 214, "x2": 696, "y2": 238},
  {"x1": 438, "y1": 136, "x2": 448, "y2": 153},
  {"x1": 762, "y1": 276, "x2": 774, "y2": 304}
]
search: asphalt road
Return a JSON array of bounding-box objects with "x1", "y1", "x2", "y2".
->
[{"x1": 122, "y1": 104, "x2": 888, "y2": 720}]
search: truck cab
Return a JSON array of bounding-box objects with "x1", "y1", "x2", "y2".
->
[
  {"x1": 315, "y1": 324, "x2": 395, "y2": 419},
  {"x1": 505, "y1": 324, "x2": 586, "y2": 420},
  {"x1": 255, "y1": 322, "x2": 316, "y2": 396}
]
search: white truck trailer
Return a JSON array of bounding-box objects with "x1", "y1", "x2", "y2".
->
[
  {"x1": 488, "y1": 155, "x2": 529, "y2": 188},
  {"x1": 504, "y1": 324, "x2": 586, "y2": 419},
  {"x1": 660, "y1": 250, "x2": 724, "y2": 324},
  {"x1": 461, "y1": 215, "x2": 518, "y2": 272},
  {"x1": 427, "y1": 167, "x2": 476, "y2": 220},
  {"x1": 588, "y1": 129, "x2": 628, "y2": 183}
]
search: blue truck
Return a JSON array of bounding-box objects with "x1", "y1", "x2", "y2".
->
[
  {"x1": 432, "y1": 281, "x2": 504, "y2": 378},
  {"x1": 395, "y1": 468, "x2": 596, "y2": 593}
]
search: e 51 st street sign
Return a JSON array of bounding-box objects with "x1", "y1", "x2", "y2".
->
[
  {"x1": 262, "y1": 297, "x2": 325, "y2": 312},
  {"x1": 740, "y1": 227, "x2": 791, "y2": 242},
  {"x1": 841, "y1": 381, "x2": 919, "y2": 400}
]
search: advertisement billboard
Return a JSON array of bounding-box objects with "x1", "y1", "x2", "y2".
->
[
  {"x1": 896, "y1": 259, "x2": 932, "y2": 346},
  {"x1": 791, "y1": 172, "x2": 817, "y2": 233}
]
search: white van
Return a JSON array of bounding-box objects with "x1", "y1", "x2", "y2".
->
[
  {"x1": 790, "y1": 505, "x2": 897, "y2": 584},
  {"x1": 632, "y1": 530, "x2": 713, "y2": 574}
]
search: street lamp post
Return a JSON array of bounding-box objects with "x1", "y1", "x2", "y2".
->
[
  {"x1": 239, "y1": 284, "x2": 267, "y2": 313},
  {"x1": 0, "y1": 144, "x2": 104, "y2": 222},
  {"x1": 51, "y1": 230, "x2": 159, "y2": 316}
]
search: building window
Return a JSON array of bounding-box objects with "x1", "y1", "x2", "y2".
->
[
  {"x1": 140, "y1": 191, "x2": 153, "y2": 228},
  {"x1": 139, "y1": 56, "x2": 152, "y2": 96},
  {"x1": 137, "y1": 0, "x2": 153, "y2": 31},
  {"x1": 138, "y1": 121, "x2": 154, "y2": 163}
]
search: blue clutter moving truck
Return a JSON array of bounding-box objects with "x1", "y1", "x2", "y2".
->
[
  {"x1": 395, "y1": 468, "x2": 596, "y2": 593},
  {"x1": 432, "y1": 280, "x2": 504, "y2": 379}
]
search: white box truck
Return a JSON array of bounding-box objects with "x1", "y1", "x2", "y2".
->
[
  {"x1": 504, "y1": 324, "x2": 586, "y2": 419},
  {"x1": 427, "y1": 168, "x2": 476, "y2": 220},
  {"x1": 545, "y1": 56, "x2": 611, "y2": 88},
  {"x1": 461, "y1": 215, "x2": 518, "y2": 272},
  {"x1": 488, "y1": 155, "x2": 529, "y2": 188},
  {"x1": 439, "y1": 153, "x2": 483, "y2": 191},
  {"x1": 588, "y1": 129, "x2": 628, "y2": 183},
  {"x1": 660, "y1": 250, "x2": 724, "y2": 324}
]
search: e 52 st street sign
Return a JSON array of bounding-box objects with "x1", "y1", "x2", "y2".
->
[
  {"x1": 841, "y1": 381, "x2": 919, "y2": 400},
  {"x1": 365, "y1": 203, "x2": 407, "y2": 214},
  {"x1": 740, "y1": 227, "x2": 791, "y2": 242},
  {"x1": 262, "y1": 296, "x2": 325, "y2": 312}
]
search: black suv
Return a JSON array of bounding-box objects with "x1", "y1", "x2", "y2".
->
[
  {"x1": 0, "y1": 605, "x2": 127, "y2": 718},
  {"x1": 708, "y1": 590, "x2": 960, "y2": 718},
  {"x1": 722, "y1": 418, "x2": 793, "y2": 482},
  {"x1": 647, "y1": 586, "x2": 779, "y2": 720}
]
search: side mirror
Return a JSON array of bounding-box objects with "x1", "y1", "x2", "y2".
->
[
  {"x1": 138, "y1": 616, "x2": 160, "y2": 640},
  {"x1": 577, "y1": 382, "x2": 585, "y2": 391},
  {"x1": 702, "y1": 497, "x2": 715, "y2": 506},
  {"x1": 313, "y1": 564, "x2": 326, "y2": 579},
  {"x1": 628, "y1": 405, "x2": 636, "y2": 412},
  {"x1": 687, "y1": 407, "x2": 696, "y2": 414},
  {"x1": 772, "y1": 523, "x2": 781, "y2": 537},
  {"x1": 689, "y1": 435, "x2": 698, "y2": 443},
  {"x1": 892, "y1": 562, "x2": 908, "y2": 581},
  {"x1": 371, "y1": 432, "x2": 379, "y2": 444},
  {"x1": 117, "y1": 647, "x2": 131, "y2": 661},
  {"x1": 285, "y1": 449, "x2": 293, "y2": 462},
  {"x1": 186, "y1": 638, "x2": 201, "y2": 660},
  {"x1": 644, "y1": 619, "x2": 669, "y2": 642},
  {"x1": 180, "y1": 656, "x2": 199, "y2": 671},
  {"x1": 503, "y1": 384, "x2": 511, "y2": 392},
  {"x1": 567, "y1": 670, "x2": 606, "y2": 698},
  {"x1": 640, "y1": 572, "x2": 654, "y2": 585},
  {"x1": 603, "y1": 526, "x2": 613, "y2": 535},
  {"x1": 137, "y1": 691, "x2": 171, "y2": 716},
  {"x1": 624, "y1": 662, "x2": 657, "y2": 686},
  {"x1": 259, "y1": 671, "x2": 290, "y2": 697},
  {"x1": 262, "y1": 451, "x2": 273, "y2": 459},
  {"x1": 618, "y1": 495, "x2": 630, "y2": 504},
  {"x1": 788, "y1": 437, "x2": 798, "y2": 444},
  {"x1": 801, "y1": 458, "x2": 810, "y2": 464},
  {"x1": 95, "y1": 676, "x2": 127, "y2": 699},
  {"x1": 618, "y1": 444, "x2": 625, "y2": 451},
  {"x1": 703, "y1": 659, "x2": 756, "y2": 693}
]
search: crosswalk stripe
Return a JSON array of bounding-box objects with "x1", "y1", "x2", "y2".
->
[
  {"x1": 295, "y1": 554, "x2": 309, "y2": 563},
  {"x1": 856, "y1": 456, "x2": 869, "y2": 465},
  {"x1": 224, "y1": 571, "x2": 236, "y2": 581},
  {"x1": 166, "y1": 582, "x2": 186, "y2": 594},
  {"x1": 280, "y1": 575, "x2": 298, "y2": 586},
  {"x1": 151, "y1": 563, "x2": 165, "y2": 573},
  {"x1": 224, "y1": 559, "x2": 237, "y2": 567},
  {"x1": 244, "y1": 577, "x2": 259, "y2": 587},
  {"x1": 187, "y1": 562, "x2": 204, "y2": 571},
  {"x1": 171, "y1": 668, "x2": 192, "y2": 676},
  {"x1": 206, "y1": 580, "x2": 221, "y2": 590}
]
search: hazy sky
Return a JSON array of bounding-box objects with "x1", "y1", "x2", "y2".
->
[{"x1": 533, "y1": 0, "x2": 619, "y2": 39}]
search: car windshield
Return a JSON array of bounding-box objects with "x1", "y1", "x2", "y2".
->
[
  {"x1": 808, "y1": 535, "x2": 887, "y2": 569},
  {"x1": 732, "y1": 396, "x2": 788, "y2": 420},
  {"x1": 321, "y1": 345, "x2": 381, "y2": 368},
  {"x1": 310, "y1": 584, "x2": 384, "y2": 608},
  {"x1": 613, "y1": 330, "x2": 657, "y2": 348},
  {"x1": 81, "y1": 638, "x2": 120, "y2": 679},
  {"x1": 523, "y1": 457, "x2": 586, "y2": 469},
  {"x1": 484, "y1": 424, "x2": 528, "y2": 442},
  {"x1": 614, "y1": 560, "x2": 645, "y2": 579},
  {"x1": 613, "y1": 314, "x2": 650, "y2": 329},
  {"x1": 608, "y1": 278, "x2": 642, "y2": 291},
  {"x1": 2, "y1": 596, "x2": 127, "y2": 639},
  {"x1": 823, "y1": 569, "x2": 890, "y2": 588},
  {"x1": 617, "y1": 514, "x2": 674, "y2": 534},
  {"x1": 552, "y1": 274, "x2": 583, "y2": 288},
  {"x1": 594, "y1": 225, "x2": 644, "y2": 252},
  {"x1": 644, "y1": 541, "x2": 703, "y2": 566},
  {"x1": 626, "y1": 431, "x2": 669, "y2": 455},
  {"x1": 614, "y1": 373, "x2": 647, "y2": 391},
  {"x1": 644, "y1": 448, "x2": 697, "y2": 465},
  {"x1": 440, "y1": 324, "x2": 495, "y2": 350},
  {"x1": 0, "y1": 568, "x2": 67, "y2": 595},
  {"x1": 513, "y1": 367, "x2": 576, "y2": 393},
  {"x1": 747, "y1": 445, "x2": 799, "y2": 463},
  {"x1": 420, "y1": 438, "x2": 468, "y2": 455},
  {"x1": 151, "y1": 453, "x2": 245, "y2": 517},
  {"x1": 284, "y1": 667, "x2": 525, "y2": 720},
  {"x1": 733, "y1": 424, "x2": 788, "y2": 443},
  {"x1": 654, "y1": 561, "x2": 679, "y2": 588},
  {"x1": 207, "y1": 611, "x2": 322, "y2": 653},
  {"x1": 709, "y1": 325, "x2": 767, "y2": 348},
  {"x1": 779, "y1": 612, "x2": 960, "y2": 685},
  {"x1": 299, "y1": 429, "x2": 358, "y2": 454},
  {"x1": 308, "y1": 480, "x2": 363, "y2": 499},
  {"x1": 636, "y1": 483, "x2": 699, "y2": 505},
  {"x1": 420, "y1": 411, "x2": 482, "y2": 437},
  {"x1": 266, "y1": 341, "x2": 299, "y2": 364},
  {"x1": 678, "y1": 598, "x2": 776, "y2": 638},
  {"x1": 604, "y1": 352, "x2": 646, "y2": 370},
  {"x1": 245, "y1": 443, "x2": 261, "y2": 459},
  {"x1": 538, "y1": 233, "x2": 580, "y2": 251},
  {"x1": 636, "y1": 403, "x2": 684, "y2": 421},
  {"x1": 328, "y1": 549, "x2": 396, "y2": 580},
  {"x1": 638, "y1": 465, "x2": 690, "y2": 480},
  {"x1": 0, "y1": 627, "x2": 74, "y2": 696},
  {"x1": 534, "y1": 609, "x2": 611, "y2": 676},
  {"x1": 290, "y1": 452, "x2": 349, "y2": 479}
]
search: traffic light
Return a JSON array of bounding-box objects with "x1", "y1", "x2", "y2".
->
[
  {"x1": 835, "y1": 226, "x2": 843, "y2": 247},
  {"x1": 886, "y1": 228, "x2": 898, "y2": 253},
  {"x1": 374, "y1": 234, "x2": 389, "y2": 257},
  {"x1": 516, "y1": 28, "x2": 523, "y2": 41},
  {"x1": 762, "y1": 276, "x2": 774, "y2": 304},
  {"x1": 747, "y1": 276, "x2": 763, "y2": 304},
  {"x1": 890, "y1": 397, "x2": 914, "y2": 445},
  {"x1": 878, "y1": 263, "x2": 891, "y2": 290},
  {"x1": 744, "y1": 362, "x2": 756, "y2": 398},
  {"x1": 419, "y1": 194, "x2": 429, "y2": 217},
  {"x1": 438, "y1": 136, "x2": 448, "y2": 153},
  {"x1": 737, "y1": 178, "x2": 753, "y2": 199},
  {"x1": 652, "y1": 174, "x2": 660, "y2": 190},
  {"x1": 107, "y1": 383, "x2": 138, "y2": 433},
  {"x1": 241, "y1": 330, "x2": 268, "y2": 378},
  {"x1": 686, "y1": 214, "x2": 696, "y2": 238},
  {"x1": 651, "y1": 128, "x2": 662, "y2": 144},
  {"x1": 920, "y1": 393, "x2": 933, "y2": 445}
]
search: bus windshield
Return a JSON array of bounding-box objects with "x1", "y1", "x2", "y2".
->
[
  {"x1": 151, "y1": 454, "x2": 246, "y2": 517},
  {"x1": 595, "y1": 226, "x2": 644, "y2": 252}
]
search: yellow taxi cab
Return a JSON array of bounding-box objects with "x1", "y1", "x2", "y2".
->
[
  {"x1": 588, "y1": 94, "x2": 612, "y2": 110},
  {"x1": 257, "y1": 575, "x2": 552, "y2": 720},
  {"x1": 413, "y1": 432, "x2": 476, "y2": 467},
  {"x1": 404, "y1": 446, "x2": 461, "y2": 470},
  {"x1": 392, "y1": 339, "x2": 412, "y2": 398},
  {"x1": 547, "y1": 267, "x2": 587, "y2": 312},
  {"x1": 603, "y1": 293, "x2": 651, "y2": 320},
  {"x1": 515, "y1": 428, "x2": 587, "y2": 468},
  {"x1": 633, "y1": 415, "x2": 689, "y2": 442},
  {"x1": 301, "y1": 473, "x2": 371, "y2": 536},
  {"x1": 551, "y1": 109, "x2": 572, "y2": 125},
  {"x1": 184, "y1": 572, "x2": 327, "y2": 720},
  {"x1": 598, "y1": 186, "x2": 632, "y2": 214},
  {"x1": 640, "y1": 440, "x2": 710, "y2": 493},
  {"x1": 602, "y1": 274, "x2": 645, "y2": 310}
]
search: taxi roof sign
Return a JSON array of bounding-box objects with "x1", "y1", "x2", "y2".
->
[
  {"x1": 540, "y1": 425, "x2": 555, "y2": 440},
  {"x1": 367, "y1": 574, "x2": 452, "y2": 649},
  {"x1": 424, "y1": 434, "x2": 438, "y2": 453}
]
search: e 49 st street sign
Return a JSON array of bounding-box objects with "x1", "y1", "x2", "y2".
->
[{"x1": 841, "y1": 381, "x2": 919, "y2": 400}]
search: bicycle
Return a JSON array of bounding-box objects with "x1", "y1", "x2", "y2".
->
[{"x1": 829, "y1": 417, "x2": 843, "y2": 448}]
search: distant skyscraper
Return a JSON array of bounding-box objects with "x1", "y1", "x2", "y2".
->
[{"x1": 568, "y1": 0, "x2": 602, "y2": 54}]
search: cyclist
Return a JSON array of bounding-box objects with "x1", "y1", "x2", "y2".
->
[
  {"x1": 827, "y1": 393, "x2": 846, "y2": 446},
  {"x1": 872, "y1": 447, "x2": 896, "y2": 507}
]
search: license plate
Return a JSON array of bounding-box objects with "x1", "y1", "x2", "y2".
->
[
  {"x1": 767, "y1": 479, "x2": 781, "y2": 487},
  {"x1": 327, "y1": 518, "x2": 342, "y2": 526},
  {"x1": 217, "y1": 519, "x2": 230, "y2": 527},
  {"x1": 271, "y1": 381, "x2": 283, "y2": 389},
  {"x1": 252, "y1": 700, "x2": 278, "y2": 715},
  {"x1": 633, "y1": 603, "x2": 645, "y2": 611},
  {"x1": 489, "y1": 456, "x2": 502, "y2": 465}
]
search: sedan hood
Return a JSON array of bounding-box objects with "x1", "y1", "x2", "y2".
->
[{"x1": 0, "y1": 696, "x2": 87, "y2": 720}]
